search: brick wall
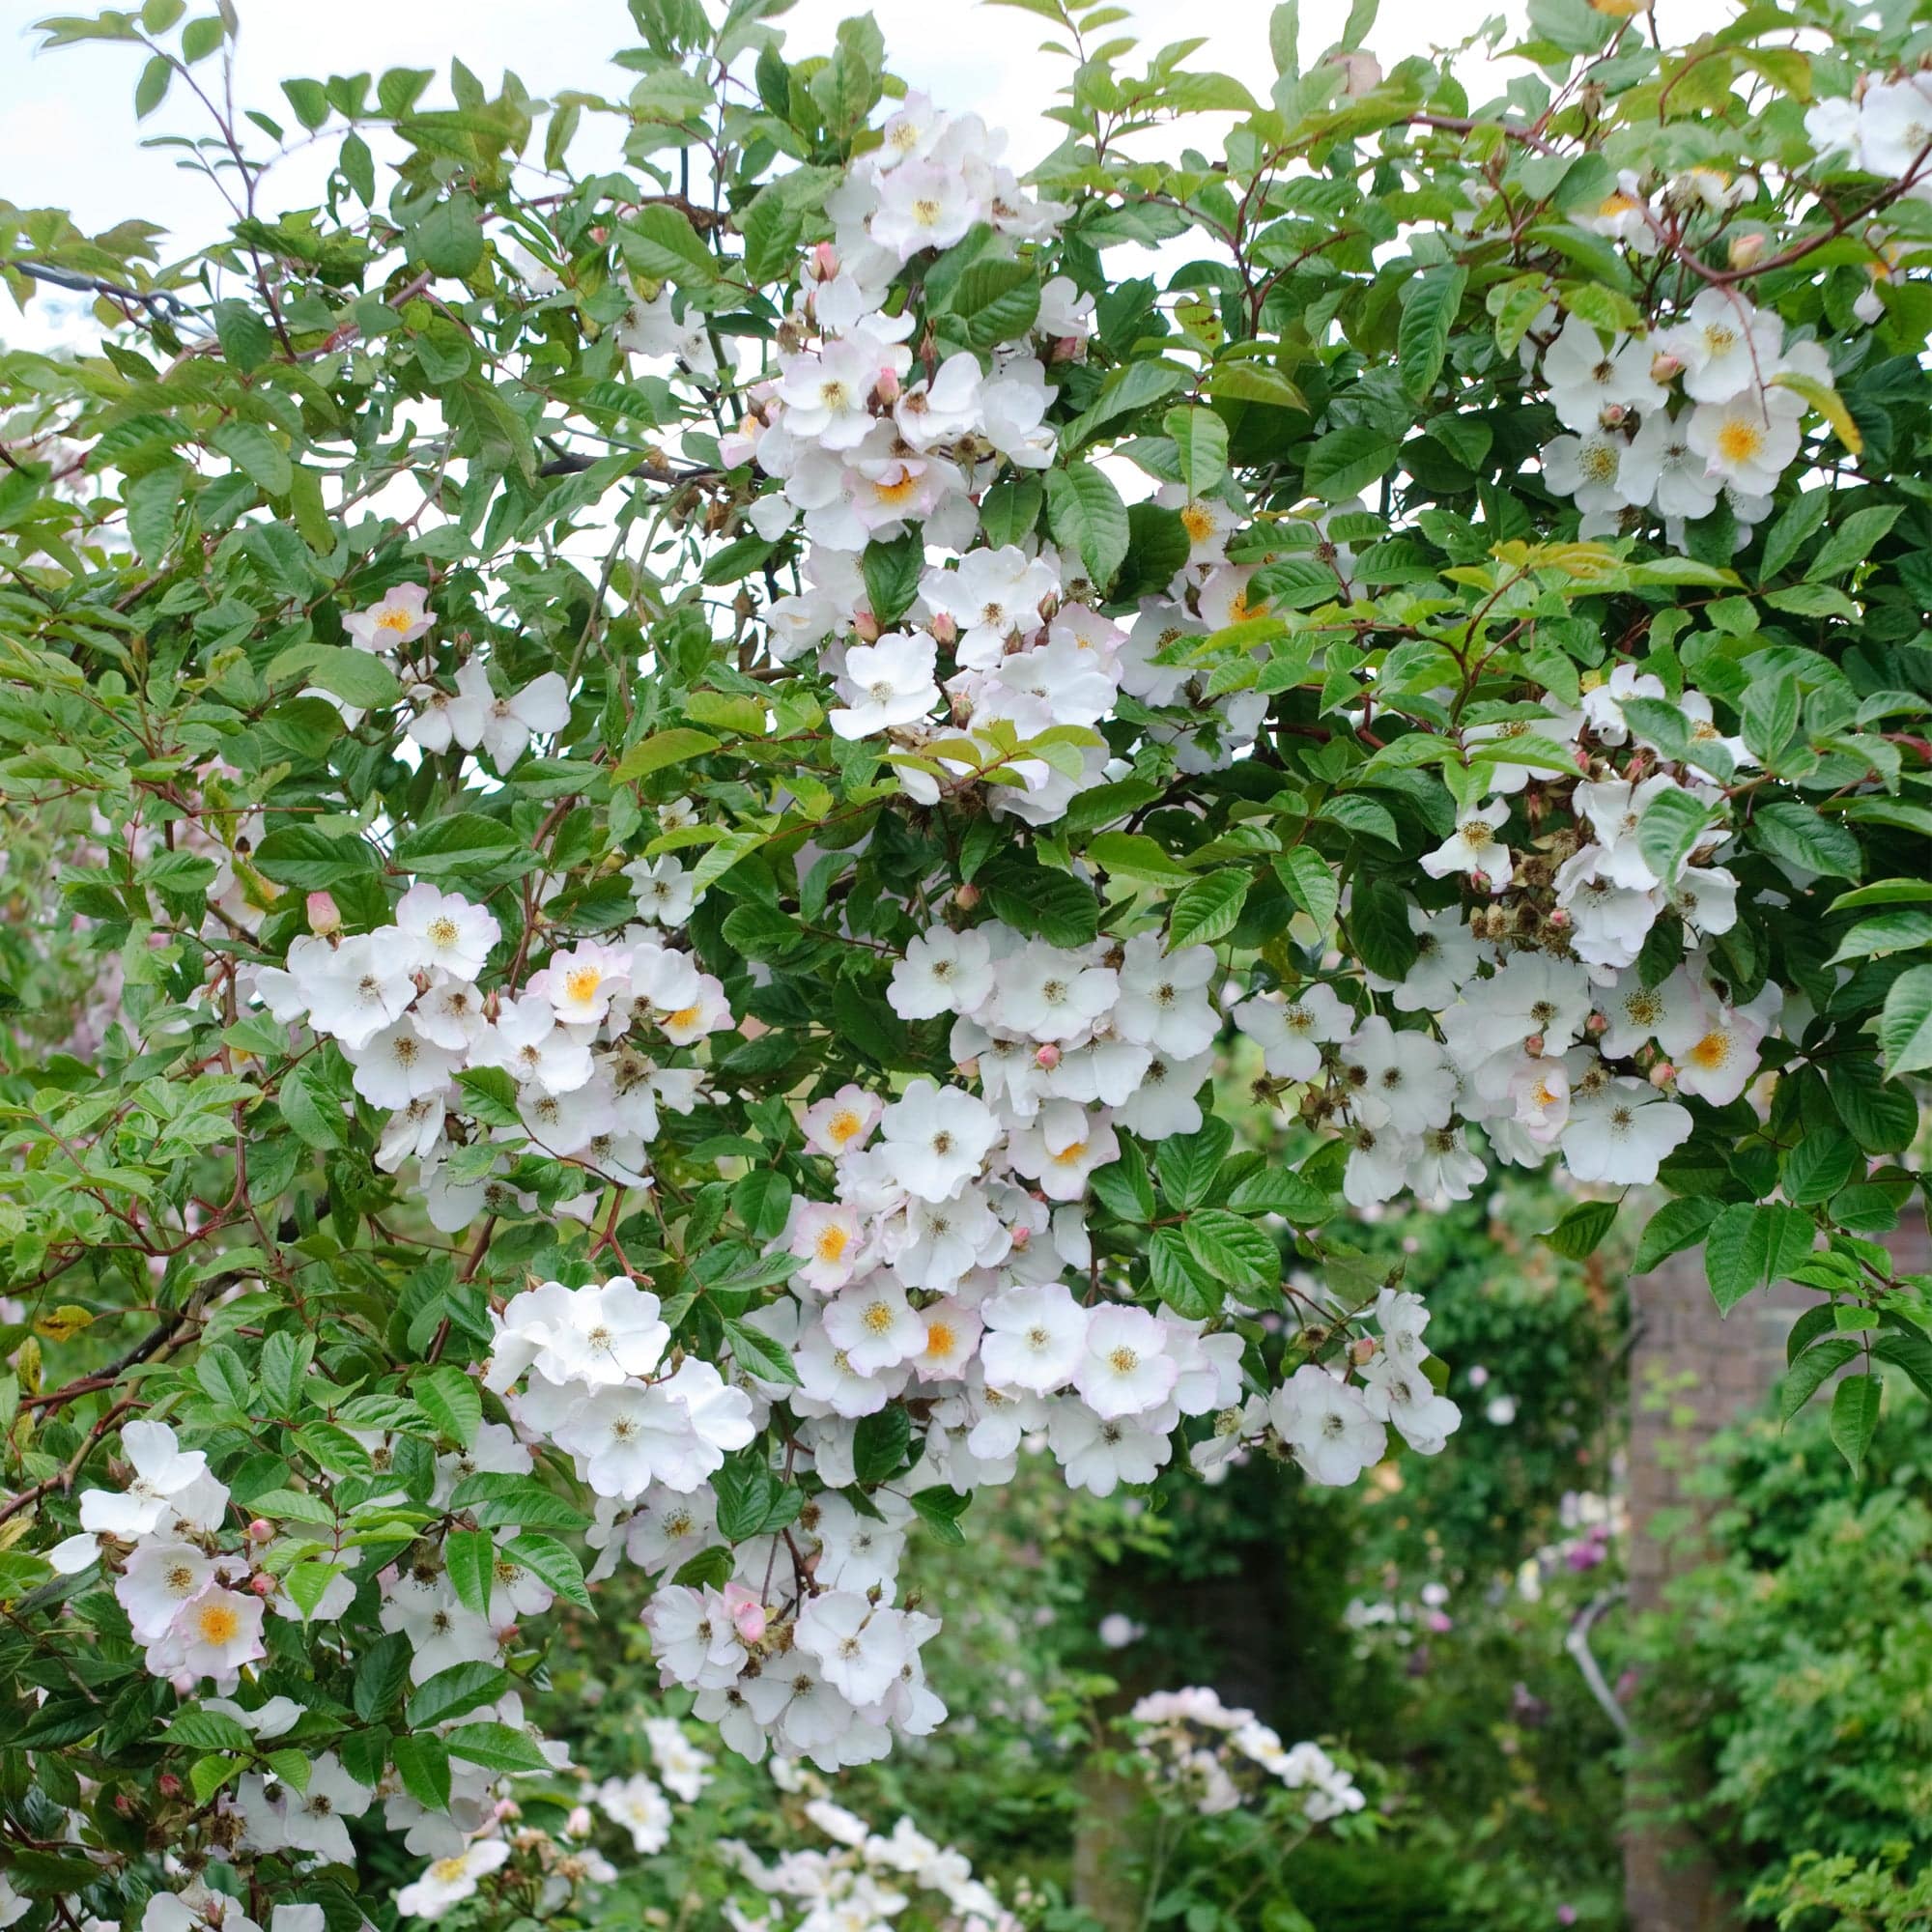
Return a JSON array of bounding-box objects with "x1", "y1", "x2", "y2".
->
[{"x1": 1622, "y1": 1217, "x2": 1930, "y2": 1930}]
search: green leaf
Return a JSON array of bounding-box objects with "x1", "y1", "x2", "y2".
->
[
  {"x1": 259, "y1": 1330, "x2": 315, "y2": 1415},
  {"x1": 1090, "y1": 1138, "x2": 1157, "y2": 1222},
  {"x1": 1273, "y1": 848, "x2": 1339, "y2": 932},
  {"x1": 405, "y1": 1662, "x2": 512, "y2": 1730},
  {"x1": 1347, "y1": 880, "x2": 1418, "y2": 980},
  {"x1": 1163, "y1": 406, "x2": 1229, "y2": 497},
  {"x1": 304, "y1": 646, "x2": 404, "y2": 710},
  {"x1": 134, "y1": 52, "x2": 172, "y2": 118},
  {"x1": 1224, "y1": 1166, "x2": 1333, "y2": 1220},
  {"x1": 213, "y1": 422, "x2": 293, "y2": 497},
  {"x1": 1089, "y1": 831, "x2": 1195, "y2": 889},
  {"x1": 1751, "y1": 801, "x2": 1861, "y2": 880},
  {"x1": 1879, "y1": 964, "x2": 1932, "y2": 1078},
  {"x1": 1545, "y1": 1198, "x2": 1618, "y2": 1260},
  {"x1": 853, "y1": 1405, "x2": 913, "y2": 1485},
  {"x1": 861, "y1": 528, "x2": 924, "y2": 627},
  {"x1": 1157, "y1": 1118, "x2": 1233, "y2": 1212},
  {"x1": 1704, "y1": 1202, "x2": 1814, "y2": 1313},
  {"x1": 498, "y1": 1531, "x2": 593, "y2": 1610},
  {"x1": 444, "y1": 1719, "x2": 551, "y2": 1774},
  {"x1": 254, "y1": 826, "x2": 379, "y2": 891},
  {"x1": 1043, "y1": 463, "x2": 1130, "y2": 588},
  {"x1": 213, "y1": 298, "x2": 275, "y2": 374},
  {"x1": 1167, "y1": 870, "x2": 1250, "y2": 950},
  {"x1": 396, "y1": 812, "x2": 522, "y2": 878},
  {"x1": 447, "y1": 1471, "x2": 590, "y2": 1532},
  {"x1": 390, "y1": 1733, "x2": 452, "y2": 1810},
  {"x1": 611, "y1": 727, "x2": 721, "y2": 784},
  {"x1": 1828, "y1": 1371, "x2": 1882, "y2": 1474},
  {"x1": 731, "y1": 1169, "x2": 792, "y2": 1241},
  {"x1": 443, "y1": 1527, "x2": 495, "y2": 1618},
  {"x1": 1827, "y1": 909, "x2": 1932, "y2": 963},
  {"x1": 722, "y1": 1316, "x2": 799, "y2": 1387},
  {"x1": 617, "y1": 204, "x2": 719, "y2": 283},
  {"x1": 1637, "y1": 786, "x2": 1715, "y2": 883},
  {"x1": 161, "y1": 1708, "x2": 255, "y2": 1751},
  {"x1": 1304, "y1": 426, "x2": 1398, "y2": 502},
  {"x1": 1782, "y1": 1128, "x2": 1858, "y2": 1207},
  {"x1": 1780, "y1": 1337, "x2": 1859, "y2": 1422},
  {"x1": 1181, "y1": 1208, "x2": 1280, "y2": 1290},
  {"x1": 415, "y1": 1365, "x2": 481, "y2": 1448},
  {"x1": 1398, "y1": 264, "x2": 1467, "y2": 401},
  {"x1": 947, "y1": 258, "x2": 1039, "y2": 349}
]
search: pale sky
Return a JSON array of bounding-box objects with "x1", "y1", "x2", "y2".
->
[{"x1": 0, "y1": 0, "x2": 1732, "y2": 342}]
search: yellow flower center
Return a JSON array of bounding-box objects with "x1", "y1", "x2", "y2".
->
[
  {"x1": 1689, "y1": 1030, "x2": 1732, "y2": 1068},
  {"x1": 814, "y1": 1224, "x2": 850, "y2": 1264},
  {"x1": 195, "y1": 1601, "x2": 241, "y2": 1645},
  {"x1": 1716, "y1": 419, "x2": 1764, "y2": 463}
]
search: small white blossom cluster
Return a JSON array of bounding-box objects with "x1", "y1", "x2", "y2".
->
[
  {"x1": 333, "y1": 580, "x2": 572, "y2": 767},
  {"x1": 1536, "y1": 292, "x2": 1833, "y2": 546},
  {"x1": 251, "y1": 881, "x2": 730, "y2": 1228},
  {"x1": 1235, "y1": 698, "x2": 1775, "y2": 1209},
  {"x1": 53, "y1": 1421, "x2": 582, "y2": 1889},
  {"x1": 394, "y1": 1809, "x2": 617, "y2": 1921},
  {"x1": 713, "y1": 98, "x2": 1136, "y2": 827},
  {"x1": 47, "y1": 1421, "x2": 264, "y2": 1683},
  {"x1": 484, "y1": 1275, "x2": 756, "y2": 1503},
  {"x1": 1125, "y1": 1687, "x2": 1367, "y2": 1826},
  {"x1": 1193, "y1": 1289, "x2": 1460, "y2": 1488},
  {"x1": 717, "y1": 1770, "x2": 1018, "y2": 1932}
]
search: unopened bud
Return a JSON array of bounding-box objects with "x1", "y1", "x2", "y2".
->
[
  {"x1": 1523, "y1": 1032, "x2": 1546, "y2": 1057},
  {"x1": 1049, "y1": 334, "x2": 1085, "y2": 363},
  {"x1": 851, "y1": 609, "x2": 881, "y2": 643},
  {"x1": 928, "y1": 611, "x2": 958, "y2": 647},
  {"x1": 1599, "y1": 402, "x2": 1630, "y2": 429},
  {"x1": 1546, "y1": 908, "x2": 1571, "y2": 930},
  {"x1": 249, "y1": 1572, "x2": 276, "y2": 1598},
  {"x1": 872, "y1": 368, "x2": 900, "y2": 407},
  {"x1": 1034, "y1": 1043, "x2": 1061, "y2": 1069},
  {"x1": 156, "y1": 1774, "x2": 184, "y2": 1799},
  {"x1": 1586, "y1": 1011, "x2": 1608, "y2": 1035},
  {"x1": 1009, "y1": 1222, "x2": 1031, "y2": 1249},
  {"x1": 567, "y1": 1805, "x2": 594, "y2": 1837},
  {"x1": 1350, "y1": 1335, "x2": 1377, "y2": 1367},
  {"x1": 1649, "y1": 1060, "x2": 1677, "y2": 1088},
  {"x1": 1727, "y1": 232, "x2": 1766, "y2": 270},
  {"x1": 810, "y1": 242, "x2": 839, "y2": 282},
  {"x1": 953, "y1": 882, "x2": 980, "y2": 911},
  {"x1": 1650, "y1": 350, "x2": 1684, "y2": 384},
  {"x1": 723, "y1": 1580, "x2": 768, "y2": 1644},
  {"x1": 306, "y1": 890, "x2": 341, "y2": 937},
  {"x1": 246, "y1": 1518, "x2": 274, "y2": 1543}
]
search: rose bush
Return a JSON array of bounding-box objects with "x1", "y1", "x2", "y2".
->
[{"x1": 1, "y1": 0, "x2": 1929, "y2": 1923}]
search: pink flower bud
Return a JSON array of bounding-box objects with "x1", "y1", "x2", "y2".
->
[
  {"x1": 249, "y1": 1572, "x2": 276, "y2": 1598},
  {"x1": 723, "y1": 1581, "x2": 768, "y2": 1644},
  {"x1": 852, "y1": 610, "x2": 881, "y2": 643},
  {"x1": 306, "y1": 890, "x2": 341, "y2": 937},
  {"x1": 810, "y1": 242, "x2": 839, "y2": 282},
  {"x1": 156, "y1": 1774, "x2": 183, "y2": 1800},
  {"x1": 1034, "y1": 1043, "x2": 1061, "y2": 1069},
  {"x1": 1599, "y1": 402, "x2": 1629, "y2": 429},
  {"x1": 1586, "y1": 1011, "x2": 1608, "y2": 1035},
  {"x1": 1650, "y1": 351, "x2": 1684, "y2": 384},
  {"x1": 567, "y1": 1805, "x2": 594, "y2": 1837},
  {"x1": 1649, "y1": 1061, "x2": 1676, "y2": 1088},
  {"x1": 246, "y1": 1518, "x2": 274, "y2": 1543},
  {"x1": 1728, "y1": 232, "x2": 1766, "y2": 270},
  {"x1": 928, "y1": 611, "x2": 958, "y2": 647},
  {"x1": 1523, "y1": 1033, "x2": 1546, "y2": 1057},
  {"x1": 1350, "y1": 1335, "x2": 1377, "y2": 1366},
  {"x1": 872, "y1": 368, "x2": 901, "y2": 407},
  {"x1": 171, "y1": 1671, "x2": 198, "y2": 1696},
  {"x1": 953, "y1": 881, "x2": 980, "y2": 911},
  {"x1": 1546, "y1": 908, "x2": 1571, "y2": 929},
  {"x1": 1009, "y1": 1223, "x2": 1032, "y2": 1250}
]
